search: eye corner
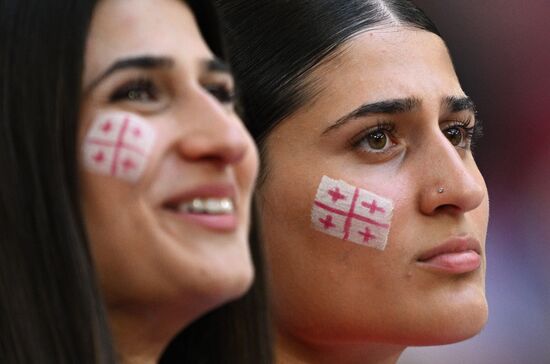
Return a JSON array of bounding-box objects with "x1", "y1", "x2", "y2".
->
[
  {"x1": 203, "y1": 82, "x2": 237, "y2": 105},
  {"x1": 441, "y1": 115, "x2": 483, "y2": 150}
]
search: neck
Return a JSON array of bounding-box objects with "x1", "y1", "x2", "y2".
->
[{"x1": 275, "y1": 330, "x2": 406, "y2": 364}]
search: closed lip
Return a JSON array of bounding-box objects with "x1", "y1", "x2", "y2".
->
[
  {"x1": 416, "y1": 236, "x2": 482, "y2": 262},
  {"x1": 415, "y1": 236, "x2": 482, "y2": 274}
]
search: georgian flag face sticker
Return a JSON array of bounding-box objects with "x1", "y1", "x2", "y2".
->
[
  {"x1": 82, "y1": 112, "x2": 156, "y2": 183},
  {"x1": 311, "y1": 176, "x2": 394, "y2": 250}
]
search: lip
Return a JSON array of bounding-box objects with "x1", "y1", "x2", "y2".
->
[
  {"x1": 162, "y1": 183, "x2": 238, "y2": 232},
  {"x1": 416, "y1": 236, "x2": 482, "y2": 274}
]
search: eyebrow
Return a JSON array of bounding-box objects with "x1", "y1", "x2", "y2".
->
[
  {"x1": 443, "y1": 95, "x2": 476, "y2": 114},
  {"x1": 322, "y1": 97, "x2": 421, "y2": 135},
  {"x1": 84, "y1": 55, "x2": 174, "y2": 94},
  {"x1": 322, "y1": 95, "x2": 478, "y2": 135},
  {"x1": 84, "y1": 55, "x2": 231, "y2": 95}
]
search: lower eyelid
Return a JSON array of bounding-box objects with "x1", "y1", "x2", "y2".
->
[{"x1": 354, "y1": 137, "x2": 398, "y2": 155}]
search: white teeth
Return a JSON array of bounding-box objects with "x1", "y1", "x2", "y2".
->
[{"x1": 178, "y1": 198, "x2": 234, "y2": 214}]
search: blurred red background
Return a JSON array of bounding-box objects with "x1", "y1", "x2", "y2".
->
[{"x1": 401, "y1": 1, "x2": 550, "y2": 363}]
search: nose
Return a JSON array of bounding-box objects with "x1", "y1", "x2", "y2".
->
[
  {"x1": 176, "y1": 94, "x2": 250, "y2": 167},
  {"x1": 418, "y1": 131, "x2": 486, "y2": 216}
]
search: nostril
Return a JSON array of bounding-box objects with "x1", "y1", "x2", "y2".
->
[
  {"x1": 434, "y1": 204, "x2": 462, "y2": 215},
  {"x1": 222, "y1": 145, "x2": 246, "y2": 164}
]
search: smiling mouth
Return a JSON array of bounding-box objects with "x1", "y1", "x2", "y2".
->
[
  {"x1": 163, "y1": 196, "x2": 238, "y2": 232},
  {"x1": 178, "y1": 197, "x2": 234, "y2": 215},
  {"x1": 161, "y1": 184, "x2": 239, "y2": 231}
]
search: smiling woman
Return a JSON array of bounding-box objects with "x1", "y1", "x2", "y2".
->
[
  {"x1": 0, "y1": 0, "x2": 270, "y2": 363},
  {"x1": 218, "y1": 0, "x2": 489, "y2": 363}
]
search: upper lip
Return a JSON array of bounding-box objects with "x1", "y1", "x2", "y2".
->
[
  {"x1": 416, "y1": 236, "x2": 482, "y2": 262},
  {"x1": 162, "y1": 183, "x2": 237, "y2": 210}
]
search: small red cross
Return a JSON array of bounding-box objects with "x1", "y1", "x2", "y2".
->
[
  {"x1": 132, "y1": 127, "x2": 141, "y2": 138},
  {"x1": 362, "y1": 199, "x2": 385, "y2": 214},
  {"x1": 328, "y1": 187, "x2": 346, "y2": 203},
  {"x1": 101, "y1": 121, "x2": 112, "y2": 133},
  {"x1": 122, "y1": 158, "x2": 136, "y2": 171},
  {"x1": 319, "y1": 215, "x2": 336, "y2": 230},
  {"x1": 359, "y1": 227, "x2": 376, "y2": 243},
  {"x1": 93, "y1": 151, "x2": 104, "y2": 163}
]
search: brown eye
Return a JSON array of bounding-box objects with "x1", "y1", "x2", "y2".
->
[
  {"x1": 110, "y1": 78, "x2": 158, "y2": 103},
  {"x1": 444, "y1": 127, "x2": 463, "y2": 146},
  {"x1": 367, "y1": 130, "x2": 388, "y2": 150},
  {"x1": 353, "y1": 122, "x2": 396, "y2": 154}
]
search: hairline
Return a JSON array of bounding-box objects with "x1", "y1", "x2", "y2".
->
[{"x1": 254, "y1": 24, "x2": 447, "y2": 189}]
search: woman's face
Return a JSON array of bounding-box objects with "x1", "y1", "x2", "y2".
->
[
  {"x1": 259, "y1": 28, "x2": 489, "y2": 346},
  {"x1": 79, "y1": 0, "x2": 258, "y2": 317}
]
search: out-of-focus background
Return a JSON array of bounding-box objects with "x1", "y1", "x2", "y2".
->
[{"x1": 401, "y1": 1, "x2": 550, "y2": 363}]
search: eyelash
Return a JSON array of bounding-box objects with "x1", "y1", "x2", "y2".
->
[
  {"x1": 109, "y1": 77, "x2": 158, "y2": 103},
  {"x1": 350, "y1": 121, "x2": 397, "y2": 154},
  {"x1": 444, "y1": 118, "x2": 484, "y2": 149},
  {"x1": 109, "y1": 77, "x2": 235, "y2": 107},
  {"x1": 350, "y1": 118, "x2": 484, "y2": 154},
  {"x1": 204, "y1": 83, "x2": 236, "y2": 104}
]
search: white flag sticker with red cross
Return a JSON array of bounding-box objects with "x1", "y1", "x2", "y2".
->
[
  {"x1": 311, "y1": 176, "x2": 394, "y2": 250},
  {"x1": 82, "y1": 112, "x2": 156, "y2": 183}
]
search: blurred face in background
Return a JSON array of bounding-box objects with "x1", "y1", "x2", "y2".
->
[
  {"x1": 79, "y1": 0, "x2": 258, "y2": 339},
  {"x1": 258, "y1": 27, "x2": 489, "y2": 360}
]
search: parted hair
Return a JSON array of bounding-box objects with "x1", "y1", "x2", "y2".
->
[{"x1": 217, "y1": 0, "x2": 440, "y2": 144}]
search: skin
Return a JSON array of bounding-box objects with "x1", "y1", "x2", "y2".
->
[
  {"x1": 257, "y1": 28, "x2": 489, "y2": 363},
  {"x1": 79, "y1": 0, "x2": 258, "y2": 362}
]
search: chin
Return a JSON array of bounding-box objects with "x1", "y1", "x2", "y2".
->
[
  {"x1": 196, "y1": 252, "x2": 255, "y2": 306},
  {"x1": 409, "y1": 295, "x2": 489, "y2": 346},
  {"x1": 441, "y1": 300, "x2": 489, "y2": 344},
  {"x1": 222, "y1": 261, "x2": 255, "y2": 300}
]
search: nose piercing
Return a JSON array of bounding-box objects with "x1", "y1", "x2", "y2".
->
[{"x1": 437, "y1": 187, "x2": 445, "y2": 194}]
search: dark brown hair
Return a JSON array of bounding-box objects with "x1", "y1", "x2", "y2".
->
[{"x1": 0, "y1": 1, "x2": 272, "y2": 362}]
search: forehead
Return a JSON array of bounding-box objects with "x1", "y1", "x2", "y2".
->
[
  {"x1": 310, "y1": 27, "x2": 462, "y2": 109},
  {"x1": 84, "y1": 0, "x2": 211, "y2": 82}
]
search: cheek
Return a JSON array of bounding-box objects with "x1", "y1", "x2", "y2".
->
[
  {"x1": 475, "y1": 193, "x2": 490, "y2": 240},
  {"x1": 81, "y1": 111, "x2": 157, "y2": 183},
  {"x1": 257, "y1": 166, "x2": 318, "y2": 267},
  {"x1": 468, "y1": 166, "x2": 490, "y2": 237}
]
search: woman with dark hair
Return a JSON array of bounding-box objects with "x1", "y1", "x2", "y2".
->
[
  {"x1": 218, "y1": 0, "x2": 490, "y2": 362},
  {"x1": 0, "y1": 0, "x2": 271, "y2": 363}
]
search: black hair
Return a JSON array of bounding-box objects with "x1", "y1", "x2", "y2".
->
[
  {"x1": 0, "y1": 0, "x2": 116, "y2": 362},
  {"x1": 187, "y1": 0, "x2": 225, "y2": 58},
  {"x1": 217, "y1": 0, "x2": 440, "y2": 147},
  {"x1": 0, "y1": 0, "x2": 271, "y2": 363},
  {"x1": 160, "y1": 3, "x2": 273, "y2": 363}
]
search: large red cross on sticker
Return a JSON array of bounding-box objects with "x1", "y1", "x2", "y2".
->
[
  {"x1": 83, "y1": 113, "x2": 155, "y2": 183},
  {"x1": 311, "y1": 176, "x2": 393, "y2": 250},
  {"x1": 86, "y1": 116, "x2": 146, "y2": 176}
]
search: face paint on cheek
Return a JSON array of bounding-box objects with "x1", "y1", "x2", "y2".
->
[
  {"x1": 82, "y1": 112, "x2": 156, "y2": 183},
  {"x1": 311, "y1": 175, "x2": 394, "y2": 250}
]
